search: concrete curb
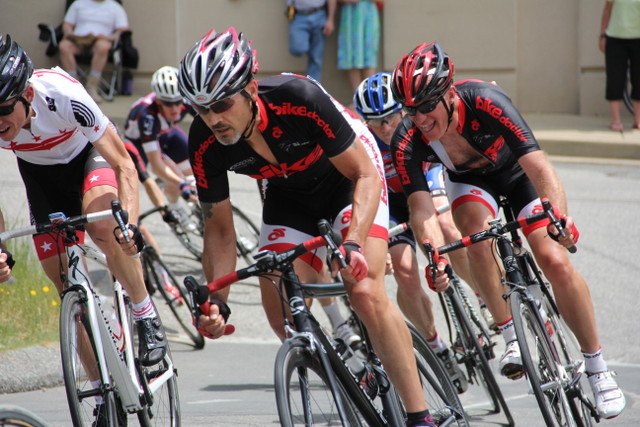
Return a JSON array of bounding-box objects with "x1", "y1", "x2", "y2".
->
[{"x1": 0, "y1": 344, "x2": 63, "y2": 394}]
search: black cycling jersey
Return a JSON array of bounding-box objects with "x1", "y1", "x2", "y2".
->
[
  {"x1": 189, "y1": 74, "x2": 357, "y2": 203},
  {"x1": 391, "y1": 80, "x2": 540, "y2": 197}
]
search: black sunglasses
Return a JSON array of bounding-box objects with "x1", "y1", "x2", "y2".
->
[
  {"x1": 160, "y1": 99, "x2": 183, "y2": 107},
  {"x1": 403, "y1": 97, "x2": 442, "y2": 116},
  {"x1": 0, "y1": 97, "x2": 23, "y2": 117},
  {"x1": 194, "y1": 97, "x2": 235, "y2": 115}
]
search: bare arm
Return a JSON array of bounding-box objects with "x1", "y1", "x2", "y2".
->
[
  {"x1": 407, "y1": 190, "x2": 447, "y2": 252},
  {"x1": 145, "y1": 147, "x2": 186, "y2": 187},
  {"x1": 518, "y1": 150, "x2": 568, "y2": 213},
  {"x1": 329, "y1": 136, "x2": 381, "y2": 245},
  {"x1": 599, "y1": 1, "x2": 613, "y2": 53},
  {"x1": 92, "y1": 125, "x2": 140, "y2": 223},
  {"x1": 324, "y1": 0, "x2": 337, "y2": 36}
]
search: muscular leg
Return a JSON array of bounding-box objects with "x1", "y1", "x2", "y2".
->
[
  {"x1": 391, "y1": 243, "x2": 437, "y2": 341},
  {"x1": 452, "y1": 201, "x2": 510, "y2": 324},
  {"x1": 527, "y1": 228, "x2": 599, "y2": 353},
  {"x1": 348, "y1": 236, "x2": 427, "y2": 412}
]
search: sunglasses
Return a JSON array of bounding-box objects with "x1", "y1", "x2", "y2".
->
[
  {"x1": 366, "y1": 112, "x2": 402, "y2": 128},
  {"x1": 403, "y1": 97, "x2": 442, "y2": 116},
  {"x1": 0, "y1": 97, "x2": 23, "y2": 117},
  {"x1": 194, "y1": 97, "x2": 235, "y2": 115},
  {"x1": 160, "y1": 99, "x2": 183, "y2": 107}
]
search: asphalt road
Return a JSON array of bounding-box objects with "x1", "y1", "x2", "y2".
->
[{"x1": 0, "y1": 150, "x2": 639, "y2": 425}]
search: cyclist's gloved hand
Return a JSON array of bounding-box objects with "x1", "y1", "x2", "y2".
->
[
  {"x1": 0, "y1": 249, "x2": 14, "y2": 283},
  {"x1": 113, "y1": 223, "x2": 145, "y2": 254},
  {"x1": 161, "y1": 206, "x2": 180, "y2": 225},
  {"x1": 423, "y1": 241, "x2": 450, "y2": 292},
  {"x1": 196, "y1": 299, "x2": 235, "y2": 339},
  {"x1": 338, "y1": 240, "x2": 368, "y2": 281},
  {"x1": 546, "y1": 204, "x2": 580, "y2": 246},
  {"x1": 179, "y1": 181, "x2": 197, "y2": 201}
]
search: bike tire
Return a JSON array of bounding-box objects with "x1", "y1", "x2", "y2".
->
[
  {"x1": 542, "y1": 295, "x2": 596, "y2": 426},
  {"x1": 231, "y1": 204, "x2": 261, "y2": 265},
  {"x1": 142, "y1": 249, "x2": 205, "y2": 349},
  {"x1": 407, "y1": 323, "x2": 470, "y2": 427},
  {"x1": 60, "y1": 289, "x2": 118, "y2": 426},
  {"x1": 511, "y1": 292, "x2": 576, "y2": 426},
  {"x1": 0, "y1": 404, "x2": 48, "y2": 427},
  {"x1": 445, "y1": 287, "x2": 514, "y2": 425},
  {"x1": 623, "y1": 69, "x2": 634, "y2": 114},
  {"x1": 274, "y1": 338, "x2": 377, "y2": 427},
  {"x1": 169, "y1": 203, "x2": 204, "y2": 260}
]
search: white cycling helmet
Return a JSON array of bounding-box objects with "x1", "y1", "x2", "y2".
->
[
  {"x1": 353, "y1": 72, "x2": 402, "y2": 120},
  {"x1": 178, "y1": 27, "x2": 258, "y2": 106},
  {"x1": 151, "y1": 66, "x2": 182, "y2": 102}
]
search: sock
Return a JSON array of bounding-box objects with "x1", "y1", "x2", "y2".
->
[
  {"x1": 498, "y1": 318, "x2": 516, "y2": 343},
  {"x1": 583, "y1": 346, "x2": 608, "y2": 374},
  {"x1": 427, "y1": 333, "x2": 448, "y2": 355},
  {"x1": 90, "y1": 69, "x2": 102, "y2": 78},
  {"x1": 406, "y1": 409, "x2": 434, "y2": 426},
  {"x1": 321, "y1": 299, "x2": 346, "y2": 330},
  {"x1": 91, "y1": 380, "x2": 104, "y2": 404},
  {"x1": 131, "y1": 295, "x2": 157, "y2": 320}
]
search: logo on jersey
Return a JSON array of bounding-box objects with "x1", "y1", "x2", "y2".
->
[
  {"x1": 483, "y1": 135, "x2": 505, "y2": 162},
  {"x1": 192, "y1": 135, "x2": 216, "y2": 188},
  {"x1": 8, "y1": 129, "x2": 75, "y2": 152},
  {"x1": 71, "y1": 100, "x2": 96, "y2": 128},
  {"x1": 278, "y1": 140, "x2": 312, "y2": 152},
  {"x1": 46, "y1": 97, "x2": 57, "y2": 112},
  {"x1": 394, "y1": 127, "x2": 418, "y2": 185},
  {"x1": 268, "y1": 228, "x2": 286, "y2": 241},
  {"x1": 268, "y1": 102, "x2": 336, "y2": 139},
  {"x1": 272, "y1": 126, "x2": 283, "y2": 138},
  {"x1": 229, "y1": 157, "x2": 256, "y2": 171},
  {"x1": 475, "y1": 96, "x2": 527, "y2": 142}
]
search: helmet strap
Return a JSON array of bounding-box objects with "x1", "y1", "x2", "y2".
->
[{"x1": 240, "y1": 90, "x2": 258, "y2": 140}]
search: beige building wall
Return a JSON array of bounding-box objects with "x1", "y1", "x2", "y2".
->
[{"x1": 1, "y1": 0, "x2": 610, "y2": 116}]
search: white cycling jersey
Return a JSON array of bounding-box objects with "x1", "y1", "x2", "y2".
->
[{"x1": 0, "y1": 67, "x2": 110, "y2": 165}]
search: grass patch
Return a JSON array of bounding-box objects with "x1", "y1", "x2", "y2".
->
[{"x1": 0, "y1": 235, "x2": 60, "y2": 351}]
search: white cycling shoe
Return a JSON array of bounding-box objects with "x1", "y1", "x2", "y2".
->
[
  {"x1": 588, "y1": 370, "x2": 626, "y2": 419},
  {"x1": 499, "y1": 340, "x2": 524, "y2": 380}
]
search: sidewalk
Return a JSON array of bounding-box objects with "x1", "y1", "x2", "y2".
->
[{"x1": 100, "y1": 94, "x2": 640, "y2": 161}]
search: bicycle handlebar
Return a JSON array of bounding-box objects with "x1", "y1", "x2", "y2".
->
[{"x1": 0, "y1": 207, "x2": 117, "y2": 244}]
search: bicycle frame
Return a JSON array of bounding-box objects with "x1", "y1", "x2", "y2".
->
[{"x1": 74, "y1": 241, "x2": 175, "y2": 410}]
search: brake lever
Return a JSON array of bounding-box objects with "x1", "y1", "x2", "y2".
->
[
  {"x1": 541, "y1": 199, "x2": 577, "y2": 253},
  {"x1": 111, "y1": 200, "x2": 130, "y2": 243}
]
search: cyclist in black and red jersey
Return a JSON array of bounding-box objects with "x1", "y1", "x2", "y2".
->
[
  {"x1": 123, "y1": 66, "x2": 197, "y2": 205},
  {"x1": 178, "y1": 27, "x2": 438, "y2": 426},
  {"x1": 390, "y1": 41, "x2": 625, "y2": 420}
]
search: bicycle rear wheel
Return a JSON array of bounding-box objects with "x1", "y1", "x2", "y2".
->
[
  {"x1": 274, "y1": 338, "x2": 376, "y2": 426},
  {"x1": 142, "y1": 249, "x2": 205, "y2": 349},
  {"x1": 407, "y1": 323, "x2": 470, "y2": 426},
  {"x1": 231, "y1": 204, "x2": 261, "y2": 265},
  {"x1": 511, "y1": 292, "x2": 575, "y2": 426},
  {"x1": 60, "y1": 289, "x2": 118, "y2": 426}
]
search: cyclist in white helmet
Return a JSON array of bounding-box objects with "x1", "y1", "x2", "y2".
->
[{"x1": 124, "y1": 65, "x2": 197, "y2": 205}]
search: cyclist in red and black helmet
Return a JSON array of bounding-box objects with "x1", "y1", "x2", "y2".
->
[
  {"x1": 390, "y1": 41, "x2": 625, "y2": 420},
  {"x1": 180, "y1": 27, "x2": 439, "y2": 426}
]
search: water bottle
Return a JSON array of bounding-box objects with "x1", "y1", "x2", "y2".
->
[{"x1": 99, "y1": 296, "x2": 124, "y2": 352}]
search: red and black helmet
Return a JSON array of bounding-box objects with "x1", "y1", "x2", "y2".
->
[{"x1": 391, "y1": 42, "x2": 454, "y2": 107}]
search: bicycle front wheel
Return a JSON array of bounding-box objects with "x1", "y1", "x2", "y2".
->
[
  {"x1": 60, "y1": 289, "x2": 118, "y2": 426},
  {"x1": 511, "y1": 292, "x2": 575, "y2": 426},
  {"x1": 232, "y1": 205, "x2": 261, "y2": 265},
  {"x1": 274, "y1": 338, "x2": 373, "y2": 427},
  {"x1": 142, "y1": 249, "x2": 205, "y2": 349},
  {"x1": 0, "y1": 404, "x2": 48, "y2": 427},
  {"x1": 407, "y1": 323, "x2": 470, "y2": 426}
]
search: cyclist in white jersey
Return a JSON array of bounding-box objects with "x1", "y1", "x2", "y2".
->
[{"x1": 0, "y1": 34, "x2": 167, "y2": 389}]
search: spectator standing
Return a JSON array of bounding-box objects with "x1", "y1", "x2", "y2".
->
[
  {"x1": 337, "y1": 0, "x2": 381, "y2": 104},
  {"x1": 599, "y1": 0, "x2": 640, "y2": 131},
  {"x1": 58, "y1": 0, "x2": 129, "y2": 103},
  {"x1": 286, "y1": 0, "x2": 337, "y2": 82}
]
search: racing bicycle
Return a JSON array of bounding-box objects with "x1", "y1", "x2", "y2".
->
[
  {"x1": 426, "y1": 198, "x2": 597, "y2": 426},
  {"x1": 184, "y1": 220, "x2": 468, "y2": 426},
  {"x1": 0, "y1": 201, "x2": 180, "y2": 426}
]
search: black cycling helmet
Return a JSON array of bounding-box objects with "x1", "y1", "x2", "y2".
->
[
  {"x1": 178, "y1": 27, "x2": 258, "y2": 106},
  {"x1": 391, "y1": 41, "x2": 454, "y2": 107},
  {"x1": 0, "y1": 34, "x2": 34, "y2": 103}
]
